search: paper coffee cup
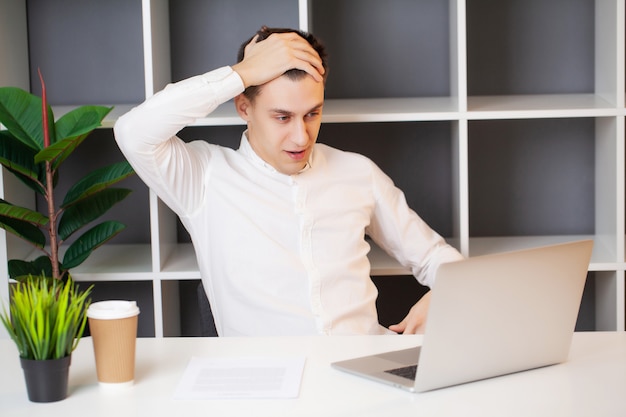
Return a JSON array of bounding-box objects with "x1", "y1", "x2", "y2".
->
[{"x1": 87, "y1": 300, "x2": 140, "y2": 387}]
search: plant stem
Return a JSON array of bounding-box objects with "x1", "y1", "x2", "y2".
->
[
  {"x1": 39, "y1": 69, "x2": 60, "y2": 280},
  {"x1": 45, "y1": 161, "x2": 60, "y2": 280}
]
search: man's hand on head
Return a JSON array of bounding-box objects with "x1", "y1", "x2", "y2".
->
[{"x1": 232, "y1": 32, "x2": 325, "y2": 88}]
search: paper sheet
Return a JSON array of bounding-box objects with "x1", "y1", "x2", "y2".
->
[{"x1": 174, "y1": 356, "x2": 306, "y2": 399}]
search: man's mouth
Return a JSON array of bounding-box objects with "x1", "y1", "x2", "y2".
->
[{"x1": 286, "y1": 150, "x2": 306, "y2": 160}]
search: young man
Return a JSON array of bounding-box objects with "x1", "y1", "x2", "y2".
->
[{"x1": 114, "y1": 27, "x2": 463, "y2": 336}]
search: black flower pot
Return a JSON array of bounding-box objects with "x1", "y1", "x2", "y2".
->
[{"x1": 20, "y1": 355, "x2": 71, "y2": 402}]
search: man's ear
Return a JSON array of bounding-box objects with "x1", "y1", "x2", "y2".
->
[{"x1": 234, "y1": 94, "x2": 251, "y2": 121}]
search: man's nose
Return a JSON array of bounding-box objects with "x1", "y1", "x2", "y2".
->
[{"x1": 292, "y1": 119, "x2": 308, "y2": 146}]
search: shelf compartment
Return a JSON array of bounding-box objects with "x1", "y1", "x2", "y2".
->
[
  {"x1": 63, "y1": 244, "x2": 154, "y2": 281},
  {"x1": 310, "y1": 0, "x2": 454, "y2": 100},
  {"x1": 468, "y1": 118, "x2": 596, "y2": 237},
  {"x1": 0, "y1": 0, "x2": 29, "y2": 88},
  {"x1": 168, "y1": 0, "x2": 300, "y2": 83},
  {"x1": 78, "y1": 279, "x2": 156, "y2": 337},
  {"x1": 467, "y1": 0, "x2": 595, "y2": 96},
  {"x1": 26, "y1": 0, "x2": 145, "y2": 105}
]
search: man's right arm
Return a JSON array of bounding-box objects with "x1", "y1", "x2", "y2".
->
[{"x1": 113, "y1": 66, "x2": 244, "y2": 215}]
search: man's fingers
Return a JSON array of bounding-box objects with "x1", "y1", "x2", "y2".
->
[{"x1": 235, "y1": 32, "x2": 324, "y2": 87}]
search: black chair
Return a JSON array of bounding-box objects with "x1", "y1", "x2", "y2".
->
[{"x1": 197, "y1": 282, "x2": 219, "y2": 337}]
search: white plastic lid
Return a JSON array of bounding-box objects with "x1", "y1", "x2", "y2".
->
[{"x1": 87, "y1": 300, "x2": 140, "y2": 320}]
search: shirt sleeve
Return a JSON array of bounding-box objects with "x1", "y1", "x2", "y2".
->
[
  {"x1": 365, "y1": 162, "x2": 464, "y2": 288},
  {"x1": 113, "y1": 66, "x2": 245, "y2": 216}
]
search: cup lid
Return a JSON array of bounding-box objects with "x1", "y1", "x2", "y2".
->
[{"x1": 87, "y1": 300, "x2": 140, "y2": 320}]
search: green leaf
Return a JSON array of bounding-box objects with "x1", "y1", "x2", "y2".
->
[
  {"x1": 0, "y1": 87, "x2": 54, "y2": 151},
  {"x1": 34, "y1": 135, "x2": 85, "y2": 166},
  {"x1": 0, "y1": 130, "x2": 42, "y2": 181},
  {"x1": 37, "y1": 105, "x2": 111, "y2": 169},
  {"x1": 0, "y1": 200, "x2": 47, "y2": 248},
  {"x1": 0, "y1": 132, "x2": 45, "y2": 194},
  {"x1": 62, "y1": 161, "x2": 135, "y2": 207},
  {"x1": 0, "y1": 216, "x2": 46, "y2": 249},
  {"x1": 0, "y1": 200, "x2": 49, "y2": 227},
  {"x1": 8, "y1": 257, "x2": 53, "y2": 280},
  {"x1": 61, "y1": 221, "x2": 126, "y2": 269},
  {"x1": 58, "y1": 188, "x2": 131, "y2": 240},
  {"x1": 54, "y1": 105, "x2": 112, "y2": 142}
]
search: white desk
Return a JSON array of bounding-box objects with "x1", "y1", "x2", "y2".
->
[{"x1": 1, "y1": 332, "x2": 625, "y2": 416}]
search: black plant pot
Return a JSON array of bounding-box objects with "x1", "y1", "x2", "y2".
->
[{"x1": 20, "y1": 355, "x2": 72, "y2": 402}]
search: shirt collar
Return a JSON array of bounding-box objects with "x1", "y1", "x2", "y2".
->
[{"x1": 238, "y1": 131, "x2": 313, "y2": 175}]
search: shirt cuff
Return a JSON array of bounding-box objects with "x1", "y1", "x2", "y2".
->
[{"x1": 200, "y1": 66, "x2": 245, "y2": 98}]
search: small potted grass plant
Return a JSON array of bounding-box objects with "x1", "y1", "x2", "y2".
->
[{"x1": 0, "y1": 274, "x2": 92, "y2": 402}]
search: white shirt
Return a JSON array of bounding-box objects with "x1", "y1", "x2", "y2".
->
[{"x1": 114, "y1": 66, "x2": 463, "y2": 336}]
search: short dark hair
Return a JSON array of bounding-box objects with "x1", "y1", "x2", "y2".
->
[{"x1": 237, "y1": 26, "x2": 328, "y2": 101}]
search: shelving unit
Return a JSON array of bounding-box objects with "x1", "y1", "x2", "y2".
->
[{"x1": 1, "y1": 0, "x2": 624, "y2": 337}]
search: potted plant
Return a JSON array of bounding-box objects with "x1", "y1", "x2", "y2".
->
[
  {"x1": 0, "y1": 70, "x2": 134, "y2": 280},
  {"x1": 0, "y1": 274, "x2": 92, "y2": 402},
  {"x1": 0, "y1": 72, "x2": 134, "y2": 401}
]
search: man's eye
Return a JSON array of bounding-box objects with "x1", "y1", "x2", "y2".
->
[{"x1": 306, "y1": 112, "x2": 320, "y2": 119}]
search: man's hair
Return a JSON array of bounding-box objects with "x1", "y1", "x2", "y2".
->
[{"x1": 237, "y1": 26, "x2": 328, "y2": 101}]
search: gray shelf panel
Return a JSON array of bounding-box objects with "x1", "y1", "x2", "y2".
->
[
  {"x1": 468, "y1": 118, "x2": 595, "y2": 237},
  {"x1": 169, "y1": 0, "x2": 299, "y2": 82},
  {"x1": 27, "y1": 0, "x2": 145, "y2": 105},
  {"x1": 311, "y1": 0, "x2": 451, "y2": 99},
  {"x1": 467, "y1": 0, "x2": 595, "y2": 96}
]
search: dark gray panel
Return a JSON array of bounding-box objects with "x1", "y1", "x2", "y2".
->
[
  {"x1": 80, "y1": 280, "x2": 155, "y2": 337},
  {"x1": 469, "y1": 118, "x2": 595, "y2": 236},
  {"x1": 467, "y1": 0, "x2": 595, "y2": 95},
  {"x1": 169, "y1": 0, "x2": 299, "y2": 82},
  {"x1": 312, "y1": 0, "x2": 450, "y2": 99},
  {"x1": 27, "y1": 0, "x2": 145, "y2": 105}
]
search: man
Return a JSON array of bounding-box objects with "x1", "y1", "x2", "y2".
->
[{"x1": 114, "y1": 27, "x2": 463, "y2": 336}]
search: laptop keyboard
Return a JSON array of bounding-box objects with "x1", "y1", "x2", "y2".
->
[{"x1": 385, "y1": 364, "x2": 418, "y2": 381}]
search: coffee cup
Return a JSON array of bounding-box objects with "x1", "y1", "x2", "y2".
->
[{"x1": 87, "y1": 300, "x2": 140, "y2": 387}]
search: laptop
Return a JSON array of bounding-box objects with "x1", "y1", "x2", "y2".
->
[{"x1": 331, "y1": 239, "x2": 593, "y2": 392}]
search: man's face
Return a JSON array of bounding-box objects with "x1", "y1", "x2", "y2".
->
[{"x1": 235, "y1": 75, "x2": 324, "y2": 175}]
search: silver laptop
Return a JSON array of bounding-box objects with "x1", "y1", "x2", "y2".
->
[{"x1": 332, "y1": 239, "x2": 593, "y2": 392}]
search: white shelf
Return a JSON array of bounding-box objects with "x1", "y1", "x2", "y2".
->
[
  {"x1": 75, "y1": 242, "x2": 413, "y2": 279},
  {"x1": 468, "y1": 235, "x2": 622, "y2": 271},
  {"x1": 467, "y1": 94, "x2": 621, "y2": 119},
  {"x1": 69, "y1": 244, "x2": 154, "y2": 281},
  {"x1": 322, "y1": 97, "x2": 461, "y2": 123},
  {"x1": 1, "y1": 0, "x2": 624, "y2": 336}
]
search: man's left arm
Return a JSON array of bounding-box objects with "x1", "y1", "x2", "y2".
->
[{"x1": 366, "y1": 163, "x2": 463, "y2": 334}]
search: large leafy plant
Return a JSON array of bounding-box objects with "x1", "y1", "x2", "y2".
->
[
  {"x1": 0, "y1": 72, "x2": 134, "y2": 280},
  {"x1": 0, "y1": 274, "x2": 92, "y2": 360}
]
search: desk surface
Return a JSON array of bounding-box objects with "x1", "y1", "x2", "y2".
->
[{"x1": 1, "y1": 332, "x2": 625, "y2": 417}]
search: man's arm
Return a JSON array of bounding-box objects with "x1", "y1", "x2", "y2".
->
[
  {"x1": 365, "y1": 163, "x2": 463, "y2": 334},
  {"x1": 113, "y1": 67, "x2": 244, "y2": 215},
  {"x1": 114, "y1": 32, "x2": 324, "y2": 215}
]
